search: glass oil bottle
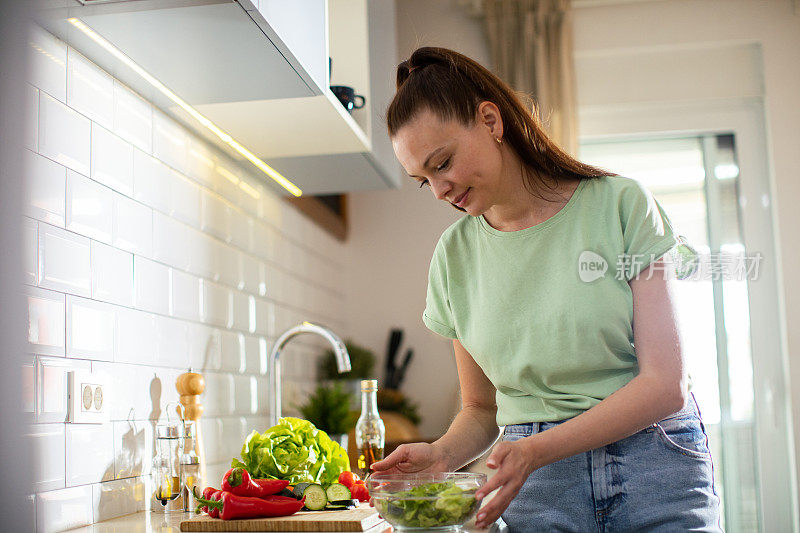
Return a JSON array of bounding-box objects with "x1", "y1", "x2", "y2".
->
[{"x1": 355, "y1": 379, "x2": 385, "y2": 479}]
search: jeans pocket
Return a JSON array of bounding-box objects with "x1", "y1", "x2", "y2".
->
[
  {"x1": 655, "y1": 414, "x2": 712, "y2": 459},
  {"x1": 502, "y1": 433, "x2": 526, "y2": 443}
]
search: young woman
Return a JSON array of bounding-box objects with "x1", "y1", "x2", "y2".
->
[{"x1": 370, "y1": 47, "x2": 722, "y2": 532}]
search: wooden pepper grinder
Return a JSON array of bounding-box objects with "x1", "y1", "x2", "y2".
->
[{"x1": 176, "y1": 370, "x2": 206, "y2": 487}]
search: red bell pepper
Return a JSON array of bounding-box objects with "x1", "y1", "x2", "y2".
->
[
  {"x1": 221, "y1": 467, "x2": 290, "y2": 498},
  {"x1": 193, "y1": 487, "x2": 305, "y2": 520}
]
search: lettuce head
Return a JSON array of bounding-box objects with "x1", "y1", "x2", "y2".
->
[{"x1": 231, "y1": 417, "x2": 350, "y2": 485}]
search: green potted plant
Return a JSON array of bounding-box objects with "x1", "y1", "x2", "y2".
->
[
  {"x1": 319, "y1": 340, "x2": 377, "y2": 409},
  {"x1": 297, "y1": 382, "x2": 354, "y2": 451}
]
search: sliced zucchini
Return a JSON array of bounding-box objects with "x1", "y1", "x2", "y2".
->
[
  {"x1": 325, "y1": 483, "x2": 351, "y2": 502},
  {"x1": 293, "y1": 482, "x2": 327, "y2": 511}
]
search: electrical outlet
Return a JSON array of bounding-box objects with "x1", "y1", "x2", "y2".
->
[{"x1": 68, "y1": 370, "x2": 109, "y2": 424}]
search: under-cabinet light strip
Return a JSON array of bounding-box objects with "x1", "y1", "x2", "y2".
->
[{"x1": 67, "y1": 17, "x2": 303, "y2": 197}]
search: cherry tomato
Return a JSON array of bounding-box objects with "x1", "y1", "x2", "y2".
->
[
  {"x1": 338, "y1": 471, "x2": 360, "y2": 489},
  {"x1": 351, "y1": 481, "x2": 369, "y2": 502}
]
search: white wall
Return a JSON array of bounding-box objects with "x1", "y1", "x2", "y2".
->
[
  {"x1": 23, "y1": 26, "x2": 347, "y2": 532},
  {"x1": 345, "y1": 0, "x2": 800, "y2": 479}
]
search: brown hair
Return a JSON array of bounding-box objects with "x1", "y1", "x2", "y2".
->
[{"x1": 386, "y1": 47, "x2": 614, "y2": 198}]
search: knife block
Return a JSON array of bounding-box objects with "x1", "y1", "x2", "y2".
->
[{"x1": 176, "y1": 371, "x2": 206, "y2": 487}]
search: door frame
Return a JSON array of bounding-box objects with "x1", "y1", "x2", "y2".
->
[{"x1": 578, "y1": 97, "x2": 798, "y2": 532}]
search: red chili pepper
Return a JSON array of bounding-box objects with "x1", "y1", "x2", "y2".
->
[
  {"x1": 197, "y1": 487, "x2": 218, "y2": 515},
  {"x1": 221, "y1": 467, "x2": 290, "y2": 498},
  {"x1": 208, "y1": 490, "x2": 223, "y2": 518},
  {"x1": 252, "y1": 477, "x2": 292, "y2": 496},
  {"x1": 193, "y1": 487, "x2": 305, "y2": 520}
]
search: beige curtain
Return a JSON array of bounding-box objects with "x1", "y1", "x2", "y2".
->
[{"x1": 479, "y1": 0, "x2": 578, "y2": 155}]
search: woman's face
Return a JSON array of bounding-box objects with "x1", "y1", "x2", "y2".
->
[{"x1": 392, "y1": 104, "x2": 505, "y2": 216}]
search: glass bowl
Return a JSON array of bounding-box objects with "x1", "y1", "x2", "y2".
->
[{"x1": 366, "y1": 472, "x2": 486, "y2": 531}]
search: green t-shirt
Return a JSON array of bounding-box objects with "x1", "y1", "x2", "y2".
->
[{"x1": 423, "y1": 176, "x2": 679, "y2": 425}]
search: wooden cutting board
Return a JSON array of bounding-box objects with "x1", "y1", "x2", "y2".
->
[{"x1": 179, "y1": 505, "x2": 387, "y2": 532}]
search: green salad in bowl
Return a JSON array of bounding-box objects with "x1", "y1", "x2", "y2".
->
[{"x1": 367, "y1": 473, "x2": 486, "y2": 530}]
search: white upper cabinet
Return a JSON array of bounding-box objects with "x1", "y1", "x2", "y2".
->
[{"x1": 34, "y1": 0, "x2": 399, "y2": 195}]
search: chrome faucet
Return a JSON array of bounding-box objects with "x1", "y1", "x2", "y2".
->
[{"x1": 268, "y1": 322, "x2": 351, "y2": 427}]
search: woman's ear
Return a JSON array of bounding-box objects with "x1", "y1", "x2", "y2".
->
[{"x1": 477, "y1": 101, "x2": 503, "y2": 140}]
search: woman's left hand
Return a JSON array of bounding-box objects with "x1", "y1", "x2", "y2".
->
[{"x1": 473, "y1": 436, "x2": 541, "y2": 529}]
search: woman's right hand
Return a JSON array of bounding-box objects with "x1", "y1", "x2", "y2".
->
[{"x1": 370, "y1": 442, "x2": 450, "y2": 474}]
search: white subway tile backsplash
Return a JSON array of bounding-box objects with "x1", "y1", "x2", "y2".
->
[
  {"x1": 91, "y1": 241, "x2": 133, "y2": 306},
  {"x1": 200, "y1": 418, "x2": 222, "y2": 464},
  {"x1": 26, "y1": 84, "x2": 39, "y2": 152},
  {"x1": 91, "y1": 124, "x2": 134, "y2": 196},
  {"x1": 67, "y1": 296, "x2": 116, "y2": 362},
  {"x1": 134, "y1": 256, "x2": 170, "y2": 315},
  {"x1": 242, "y1": 335, "x2": 261, "y2": 375},
  {"x1": 186, "y1": 137, "x2": 216, "y2": 188},
  {"x1": 201, "y1": 280, "x2": 230, "y2": 328},
  {"x1": 27, "y1": 25, "x2": 67, "y2": 103},
  {"x1": 66, "y1": 423, "x2": 115, "y2": 486},
  {"x1": 170, "y1": 171, "x2": 201, "y2": 227},
  {"x1": 113, "y1": 193, "x2": 153, "y2": 257},
  {"x1": 171, "y1": 269, "x2": 201, "y2": 321},
  {"x1": 29, "y1": 423, "x2": 65, "y2": 493},
  {"x1": 25, "y1": 26, "x2": 349, "y2": 530},
  {"x1": 23, "y1": 356, "x2": 36, "y2": 416},
  {"x1": 188, "y1": 324, "x2": 221, "y2": 372},
  {"x1": 26, "y1": 286, "x2": 65, "y2": 356},
  {"x1": 213, "y1": 161, "x2": 241, "y2": 203},
  {"x1": 113, "y1": 81, "x2": 152, "y2": 153},
  {"x1": 201, "y1": 190, "x2": 232, "y2": 243},
  {"x1": 258, "y1": 337, "x2": 269, "y2": 375},
  {"x1": 260, "y1": 192, "x2": 283, "y2": 231},
  {"x1": 152, "y1": 211, "x2": 189, "y2": 271},
  {"x1": 133, "y1": 149, "x2": 171, "y2": 214},
  {"x1": 155, "y1": 315, "x2": 188, "y2": 368},
  {"x1": 229, "y1": 208, "x2": 251, "y2": 251},
  {"x1": 94, "y1": 362, "x2": 146, "y2": 422},
  {"x1": 220, "y1": 417, "x2": 247, "y2": 459},
  {"x1": 115, "y1": 307, "x2": 158, "y2": 366},
  {"x1": 25, "y1": 150, "x2": 66, "y2": 227},
  {"x1": 36, "y1": 485, "x2": 94, "y2": 533},
  {"x1": 253, "y1": 297, "x2": 275, "y2": 337},
  {"x1": 213, "y1": 241, "x2": 238, "y2": 287},
  {"x1": 251, "y1": 220, "x2": 275, "y2": 262},
  {"x1": 258, "y1": 261, "x2": 268, "y2": 297},
  {"x1": 113, "y1": 420, "x2": 153, "y2": 479},
  {"x1": 39, "y1": 92, "x2": 90, "y2": 175},
  {"x1": 37, "y1": 356, "x2": 91, "y2": 423},
  {"x1": 38, "y1": 222, "x2": 91, "y2": 296},
  {"x1": 202, "y1": 373, "x2": 229, "y2": 418},
  {"x1": 153, "y1": 111, "x2": 187, "y2": 174},
  {"x1": 93, "y1": 476, "x2": 146, "y2": 522},
  {"x1": 66, "y1": 170, "x2": 113, "y2": 243},
  {"x1": 233, "y1": 375, "x2": 253, "y2": 415},
  {"x1": 237, "y1": 178, "x2": 261, "y2": 217},
  {"x1": 184, "y1": 227, "x2": 215, "y2": 280},
  {"x1": 238, "y1": 252, "x2": 259, "y2": 293},
  {"x1": 231, "y1": 290, "x2": 250, "y2": 332},
  {"x1": 249, "y1": 376, "x2": 259, "y2": 414},
  {"x1": 23, "y1": 218, "x2": 39, "y2": 286},
  {"x1": 67, "y1": 48, "x2": 113, "y2": 129},
  {"x1": 220, "y1": 331, "x2": 244, "y2": 373}
]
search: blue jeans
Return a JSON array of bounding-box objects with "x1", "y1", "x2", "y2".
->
[{"x1": 500, "y1": 394, "x2": 722, "y2": 532}]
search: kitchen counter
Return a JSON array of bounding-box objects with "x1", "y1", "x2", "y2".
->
[{"x1": 63, "y1": 510, "x2": 502, "y2": 532}]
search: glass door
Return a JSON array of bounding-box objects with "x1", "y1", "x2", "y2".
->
[{"x1": 580, "y1": 134, "x2": 760, "y2": 531}]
